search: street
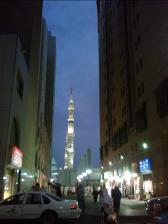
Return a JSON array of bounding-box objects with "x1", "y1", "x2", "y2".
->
[
  {"x1": 3, "y1": 194, "x2": 154, "y2": 224},
  {"x1": 61, "y1": 194, "x2": 153, "y2": 224},
  {"x1": 78, "y1": 194, "x2": 154, "y2": 224}
]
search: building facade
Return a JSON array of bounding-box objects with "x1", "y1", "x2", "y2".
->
[
  {"x1": 76, "y1": 148, "x2": 101, "y2": 189},
  {"x1": 0, "y1": 35, "x2": 29, "y2": 198},
  {"x1": 76, "y1": 148, "x2": 91, "y2": 174},
  {"x1": 97, "y1": 0, "x2": 168, "y2": 199},
  {"x1": 0, "y1": 1, "x2": 56, "y2": 198}
]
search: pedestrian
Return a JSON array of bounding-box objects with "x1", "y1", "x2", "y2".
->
[
  {"x1": 34, "y1": 182, "x2": 40, "y2": 191},
  {"x1": 99, "y1": 184, "x2": 114, "y2": 224},
  {"x1": 111, "y1": 185, "x2": 122, "y2": 214},
  {"x1": 55, "y1": 185, "x2": 62, "y2": 197},
  {"x1": 76, "y1": 183, "x2": 85, "y2": 212},
  {"x1": 31, "y1": 185, "x2": 35, "y2": 191},
  {"x1": 92, "y1": 188, "x2": 99, "y2": 202}
]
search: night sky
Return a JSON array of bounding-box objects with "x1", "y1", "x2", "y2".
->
[{"x1": 43, "y1": 1, "x2": 100, "y2": 169}]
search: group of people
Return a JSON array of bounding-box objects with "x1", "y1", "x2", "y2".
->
[
  {"x1": 99, "y1": 184, "x2": 122, "y2": 224},
  {"x1": 76, "y1": 182, "x2": 122, "y2": 223},
  {"x1": 92, "y1": 185, "x2": 122, "y2": 213}
]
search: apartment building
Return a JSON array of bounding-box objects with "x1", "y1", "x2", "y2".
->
[
  {"x1": 0, "y1": 1, "x2": 56, "y2": 198},
  {"x1": 97, "y1": 0, "x2": 168, "y2": 198}
]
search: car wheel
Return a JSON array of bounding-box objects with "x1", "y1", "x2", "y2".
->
[{"x1": 40, "y1": 211, "x2": 57, "y2": 224}]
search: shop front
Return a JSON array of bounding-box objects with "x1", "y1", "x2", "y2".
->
[
  {"x1": 103, "y1": 170, "x2": 113, "y2": 195},
  {"x1": 139, "y1": 157, "x2": 153, "y2": 199},
  {"x1": 115, "y1": 165, "x2": 141, "y2": 200},
  {"x1": 4, "y1": 145, "x2": 23, "y2": 199}
]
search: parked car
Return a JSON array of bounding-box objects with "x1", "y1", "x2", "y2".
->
[
  {"x1": 0, "y1": 191, "x2": 81, "y2": 224},
  {"x1": 145, "y1": 196, "x2": 168, "y2": 217}
]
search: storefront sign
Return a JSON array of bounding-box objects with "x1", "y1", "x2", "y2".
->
[
  {"x1": 11, "y1": 146, "x2": 23, "y2": 168},
  {"x1": 139, "y1": 158, "x2": 152, "y2": 173},
  {"x1": 104, "y1": 171, "x2": 110, "y2": 179}
]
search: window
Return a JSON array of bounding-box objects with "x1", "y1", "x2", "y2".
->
[
  {"x1": 45, "y1": 193, "x2": 63, "y2": 201},
  {"x1": 137, "y1": 82, "x2": 144, "y2": 98},
  {"x1": 132, "y1": 0, "x2": 135, "y2": 8},
  {"x1": 105, "y1": 129, "x2": 108, "y2": 136},
  {"x1": 112, "y1": 85, "x2": 115, "y2": 93},
  {"x1": 121, "y1": 86, "x2": 126, "y2": 97},
  {"x1": 138, "y1": 34, "x2": 141, "y2": 45},
  {"x1": 120, "y1": 69, "x2": 123, "y2": 78},
  {"x1": 155, "y1": 79, "x2": 168, "y2": 118},
  {"x1": 138, "y1": 87, "x2": 141, "y2": 98},
  {"x1": 122, "y1": 106, "x2": 127, "y2": 116},
  {"x1": 26, "y1": 194, "x2": 41, "y2": 204},
  {"x1": 141, "y1": 82, "x2": 144, "y2": 94},
  {"x1": 133, "y1": 20, "x2": 136, "y2": 29},
  {"x1": 42, "y1": 195, "x2": 50, "y2": 204},
  {"x1": 131, "y1": 145, "x2": 134, "y2": 152},
  {"x1": 112, "y1": 122, "x2": 127, "y2": 149},
  {"x1": 16, "y1": 71, "x2": 24, "y2": 100},
  {"x1": 140, "y1": 57, "x2": 143, "y2": 68},
  {"x1": 136, "y1": 63, "x2": 139, "y2": 73},
  {"x1": 120, "y1": 122, "x2": 127, "y2": 144},
  {"x1": 111, "y1": 37, "x2": 113, "y2": 46},
  {"x1": 136, "y1": 102, "x2": 148, "y2": 132},
  {"x1": 112, "y1": 102, "x2": 116, "y2": 109},
  {"x1": 136, "y1": 13, "x2": 140, "y2": 23},
  {"x1": 1, "y1": 194, "x2": 25, "y2": 205},
  {"x1": 120, "y1": 49, "x2": 124, "y2": 59},
  {"x1": 100, "y1": 145, "x2": 103, "y2": 161},
  {"x1": 105, "y1": 141, "x2": 108, "y2": 156}
]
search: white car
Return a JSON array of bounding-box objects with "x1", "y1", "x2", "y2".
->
[{"x1": 0, "y1": 191, "x2": 81, "y2": 224}]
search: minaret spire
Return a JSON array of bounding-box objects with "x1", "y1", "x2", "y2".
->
[{"x1": 64, "y1": 90, "x2": 75, "y2": 169}]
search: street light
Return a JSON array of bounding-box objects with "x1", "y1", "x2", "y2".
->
[
  {"x1": 142, "y1": 142, "x2": 149, "y2": 150},
  {"x1": 86, "y1": 169, "x2": 92, "y2": 174}
]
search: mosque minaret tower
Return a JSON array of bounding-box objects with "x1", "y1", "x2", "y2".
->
[{"x1": 64, "y1": 89, "x2": 75, "y2": 169}]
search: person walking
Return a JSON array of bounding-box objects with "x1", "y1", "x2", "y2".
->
[
  {"x1": 111, "y1": 185, "x2": 122, "y2": 214},
  {"x1": 55, "y1": 185, "x2": 62, "y2": 197},
  {"x1": 76, "y1": 183, "x2": 85, "y2": 212},
  {"x1": 99, "y1": 185, "x2": 114, "y2": 224},
  {"x1": 92, "y1": 188, "x2": 99, "y2": 202}
]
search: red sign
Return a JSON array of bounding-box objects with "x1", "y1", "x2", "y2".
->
[{"x1": 11, "y1": 146, "x2": 23, "y2": 168}]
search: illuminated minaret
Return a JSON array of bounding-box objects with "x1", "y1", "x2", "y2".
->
[{"x1": 64, "y1": 89, "x2": 75, "y2": 169}]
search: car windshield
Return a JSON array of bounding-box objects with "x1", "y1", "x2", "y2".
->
[{"x1": 45, "y1": 192, "x2": 64, "y2": 201}]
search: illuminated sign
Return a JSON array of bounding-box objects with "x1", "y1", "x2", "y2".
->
[
  {"x1": 104, "y1": 171, "x2": 110, "y2": 179},
  {"x1": 139, "y1": 158, "x2": 152, "y2": 173},
  {"x1": 11, "y1": 146, "x2": 23, "y2": 168}
]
